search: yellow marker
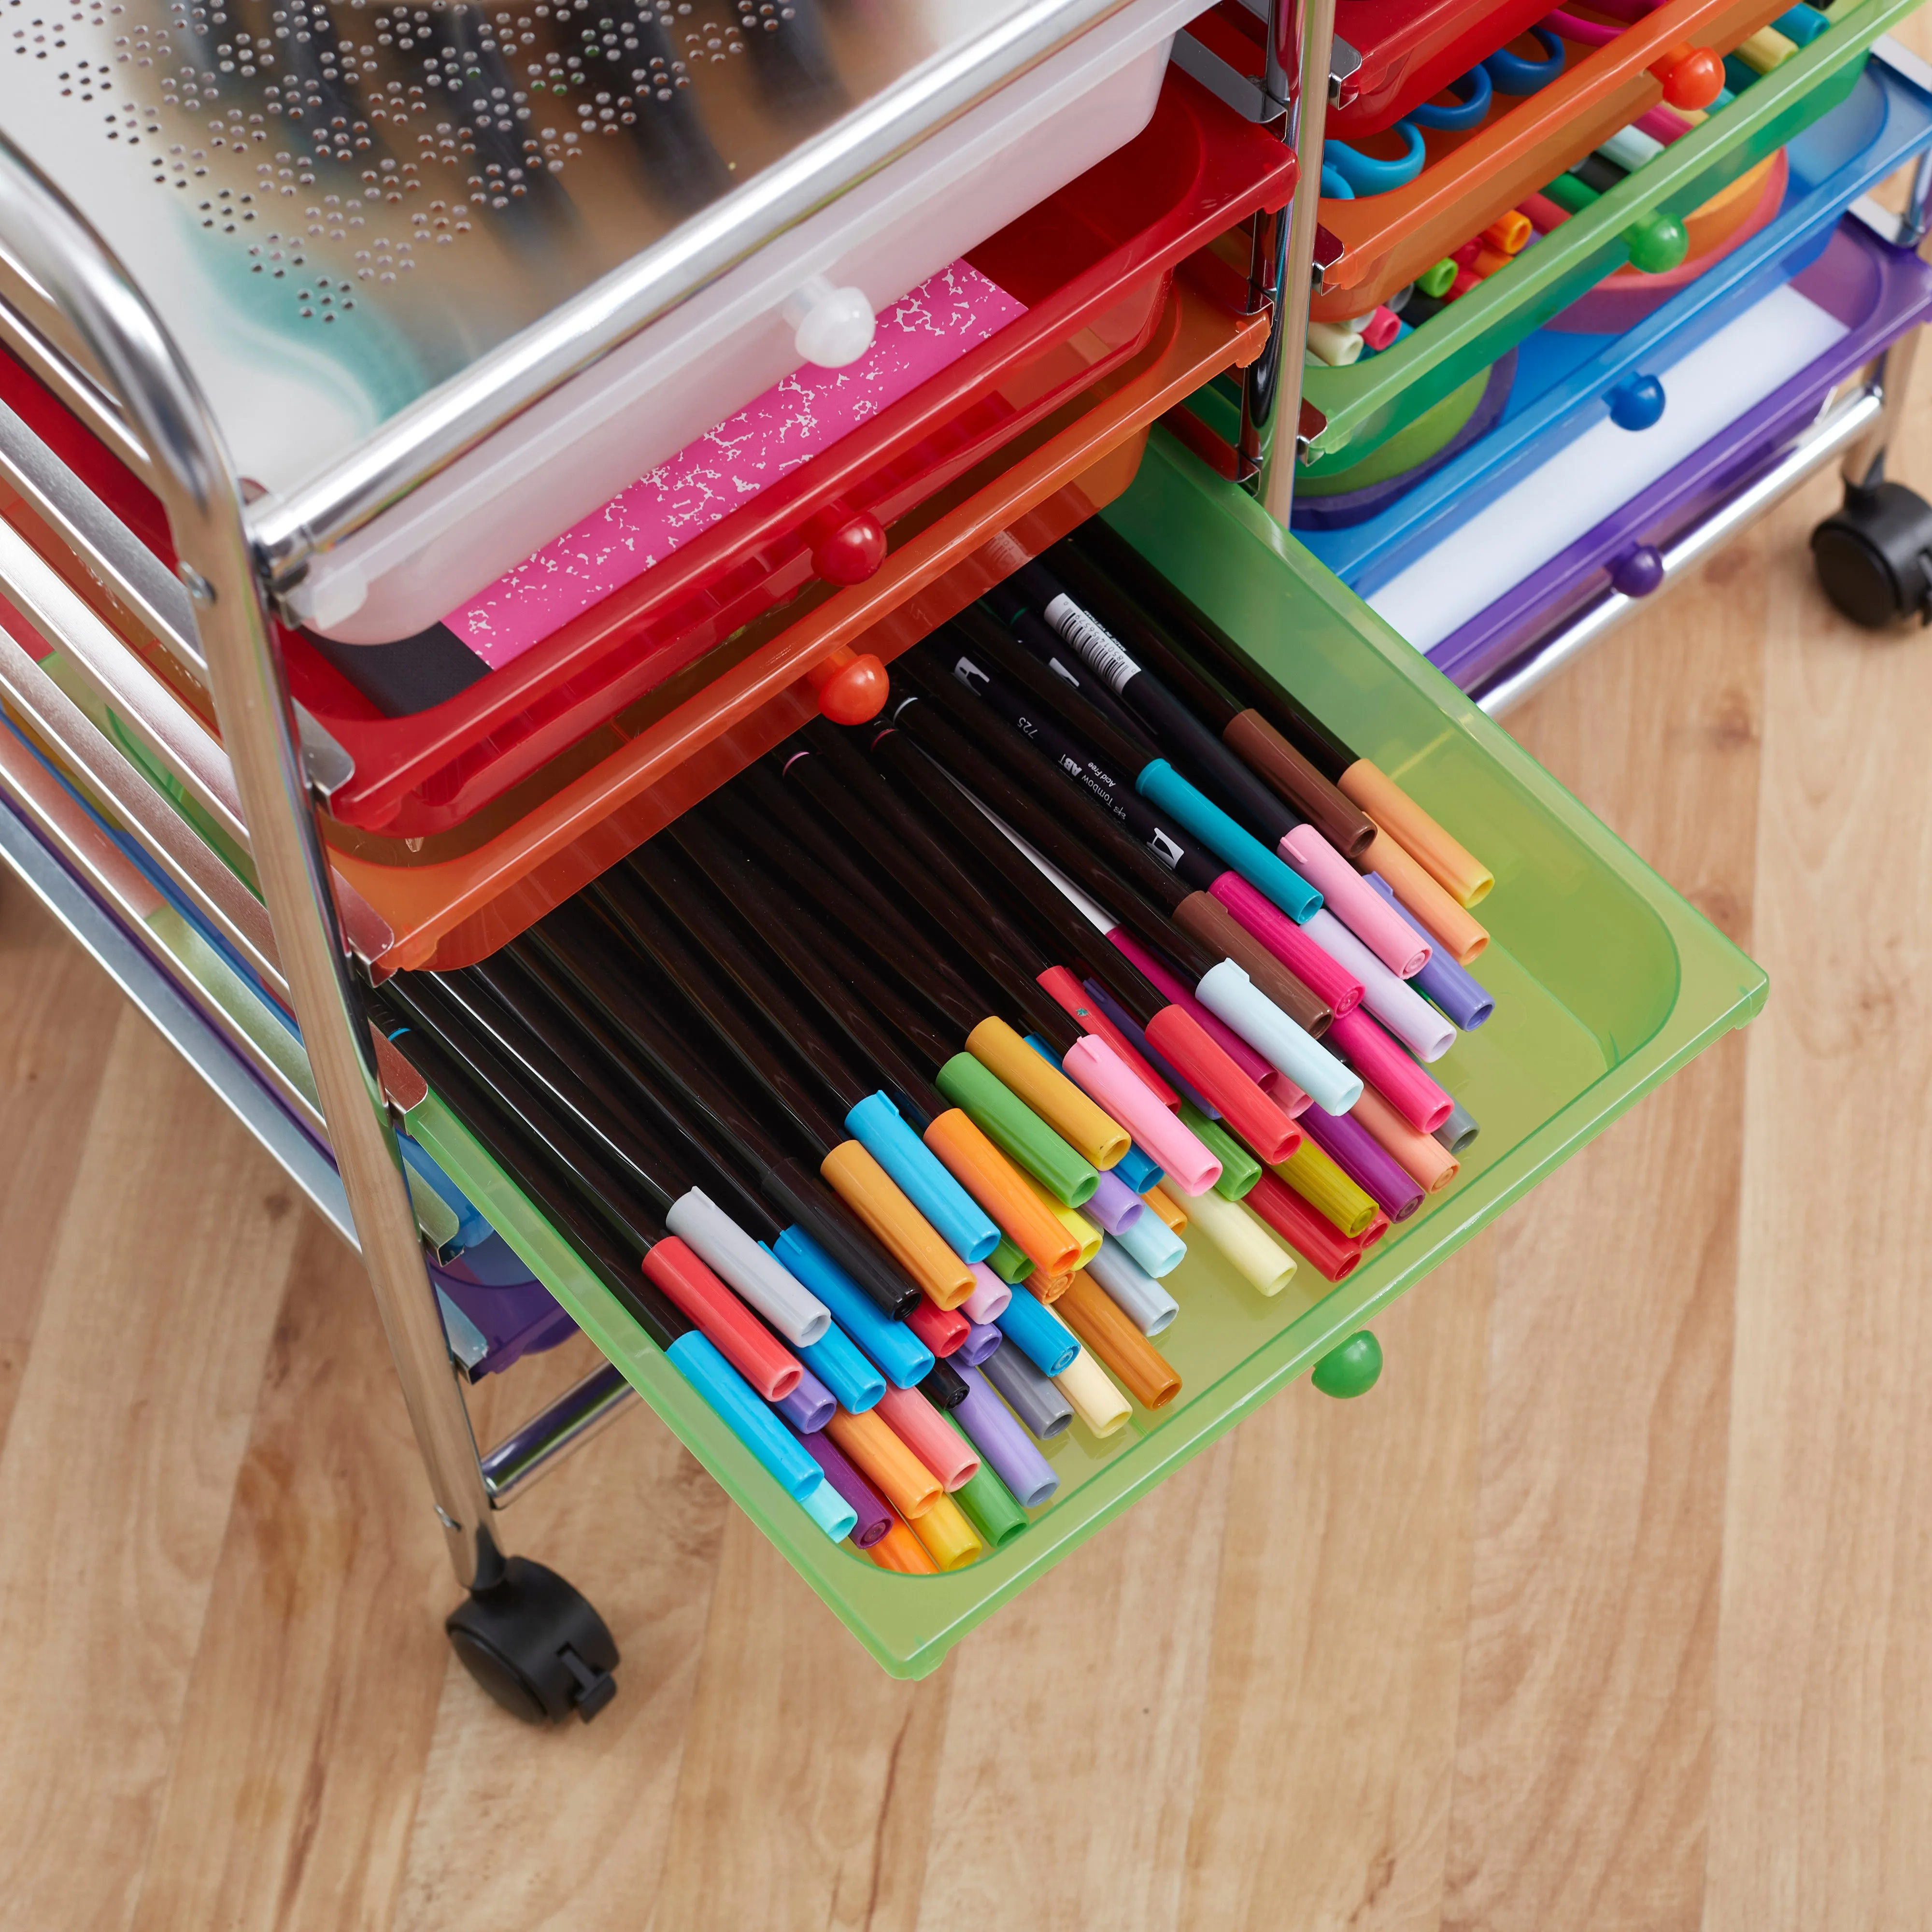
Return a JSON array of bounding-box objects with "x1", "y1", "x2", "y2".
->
[
  {"x1": 1053, "y1": 1348, "x2": 1132, "y2": 1437},
  {"x1": 1173, "y1": 1184, "x2": 1297, "y2": 1298},
  {"x1": 907, "y1": 1492, "x2": 983, "y2": 1572},
  {"x1": 1735, "y1": 23, "x2": 1796, "y2": 71},
  {"x1": 966, "y1": 1017, "x2": 1130, "y2": 1169},
  {"x1": 1277, "y1": 1138, "x2": 1378, "y2": 1238}
]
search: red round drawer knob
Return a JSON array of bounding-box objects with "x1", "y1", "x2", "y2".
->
[
  {"x1": 810, "y1": 510, "x2": 888, "y2": 585},
  {"x1": 1657, "y1": 43, "x2": 1724, "y2": 110},
  {"x1": 808, "y1": 646, "x2": 890, "y2": 725}
]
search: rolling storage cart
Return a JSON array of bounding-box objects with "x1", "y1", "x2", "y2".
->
[{"x1": 0, "y1": 0, "x2": 1773, "y2": 1709}]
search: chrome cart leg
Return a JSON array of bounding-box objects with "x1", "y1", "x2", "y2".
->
[
  {"x1": 1811, "y1": 167, "x2": 1932, "y2": 627},
  {"x1": 1258, "y1": 0, "x2": 1338, "y2": 524},
  {"x1": 0, "y1": 139, "x2": 618, "y2": 1722}
]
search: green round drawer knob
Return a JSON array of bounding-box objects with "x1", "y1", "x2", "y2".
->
[
  {"x1": 1625, "y1": 211, "x2": 1689, "y2": 275},
  {"x1": 1312, "y1": 1331, "x2": 1383, "y2": 1399}
]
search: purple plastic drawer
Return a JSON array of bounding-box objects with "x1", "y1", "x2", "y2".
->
[{"x1": 1425, "y1": 214, "x2": 1932, "y2": 694}]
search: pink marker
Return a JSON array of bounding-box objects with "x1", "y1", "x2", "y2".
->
[{"x1": 1279, "y1": 825, "x2": 1431, "y2": 979}]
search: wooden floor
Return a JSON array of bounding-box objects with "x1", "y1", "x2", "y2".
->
[{"x1": 5, "y1": 354, "x2": 1932, "y2": 1932}]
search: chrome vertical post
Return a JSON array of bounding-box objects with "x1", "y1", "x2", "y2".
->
[{"x1": 0, "y1": 135, "x2": 504, "y2": 1593}]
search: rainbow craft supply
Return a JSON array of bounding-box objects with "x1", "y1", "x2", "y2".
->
[
  {"x1": 1304, "y1": 6, "x2": 1826, "y2": 368},
  {"x1": 383, "y1": 532, "x2": 1504, "y2": 1575}
]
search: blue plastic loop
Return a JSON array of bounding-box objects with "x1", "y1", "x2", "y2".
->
[
  {"x1": 1484, "y1": 27, "x2": 1566, "y2": 94},
  {"x1": 1322, "y1": 122, "x2": 1427, "y2": 197},
  {"x1": 1320, "y1": 162, "x2": 1357, "y2": 199},
  {"x1": 1406, "y1": 64, "x2": 1492, "y2": 129}
]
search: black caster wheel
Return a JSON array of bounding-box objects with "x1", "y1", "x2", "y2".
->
[
  {"x1": 1811, "y1": 480, "x2": 1932, "y2": 627},
  {"x1": 445, "y1": 1557, "x2": 619, "y2": 1724}
]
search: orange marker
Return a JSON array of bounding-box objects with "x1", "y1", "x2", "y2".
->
[
  {"x1": 825, "y1": 1407, "x2": 943, "y2": 1520},
  {"x1": 924, "y1": 1108, "x2": 1082, "y2": 1276},
  {"x1": 1057, "y1": 1272, "x2": 1182, "y2": 1412},
  {"x1": 1351, "y1": 1083, "x2": 1460, "y2": 1193},
  {"x1": 820, "y1": 1138, "x2": 976, "y2": 1308},
  {"x1": 1483, "y1": 210, "x2": 1533, "y2": 255},
  {"x1": 1337, "y1": 761, "x2": 1493, "y2": 908},
  {"x1": 1357, "y1": 828, "x2": 1490, "y2": 965},
  {"x1": 1142, "y1": 1185, "x2": 1189, "y2": 1235},
  {"x1": 870, "y1": 1515, "x2": 938, "y2": 1574}
]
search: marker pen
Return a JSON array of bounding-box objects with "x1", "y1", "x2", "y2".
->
[
  {"x1": 379, "y1": 986, "x2": 827, "y2": 1378},
  {"x1": 945, "y1": 1405, "x2": 1046, "y2": 1531},
  {"x1": 384, "y1": 1020, "x2": 824, "y2": 1501},
  {"x1": 945, "y1": 1436, "x2": 1030, "y2": 1549},
  {"x1": 951, "y1": 1364, "x2": 1059, "y2": 1507},
  {"x1": 1435, "y1": 1098, "x2": 1482, "y2": 1156},
  {"x1": 511, "y1": 921, "x2": 923, "y2": 1322},
  {"x1": 1275, "y1": 1137, "x2": 1378, "y2": 1238},
  {"x1": 905, "y1": 653, "x2": 1336, "y2": 1037},
  {"x1": 1086, "y1": 1236, "x2": 1180, "y2": 1336},
  {"x1": 980, "y1": 1339, "x2": 1076, "y2": 1439},
  {"x1": 549, "y1": 894, "x2": 978, "y2": 1312},
  {"x1": 1055, "y1": 1271, "x2": 1181, "y2": 1411},
  {"x1": 1350, "y1": 1082, "x2": 1461, "y2": 1194},
  {"x1": 1053, "y1": 1348, "x2": 1131, "y2": 1436},
  {"x1": 869, "y1": 1516, "x2": 938, "y2": 1573},
  {"x1": 877, "y1": 1384, "x2": 980, "y2": 1492},
  {"x1": 908, "y1": 1492, "x2": 983, "y2": 1571},
  {"x1": 1364, "y1": 876, "x2": 1494, "y2": 1029},
  {"x1": 1168, "y1": 1179, "x2": 1299, "y2": 1297},
  {"x1": 598, "y1": 852, "x2": 1001, "y2": 1266},
  {"x1": 1056, "y1": 526, "x2": 1496, "y2": 913},
  {"x1": 1243, "y1": 1171, "x2": 1367, "y2": 1284}
]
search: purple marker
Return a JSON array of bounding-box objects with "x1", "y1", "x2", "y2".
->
[
  {"x1": 793, "y1": 1425, "x2": 893, "y2": 1548},
  {"x1": 955, "y1": 1320, "x2": 1004, "y2": 1367},
  {"x1": 954, "y1": 1363, "x2": 1060, "y2": 1508},
  {"x1": 1366, "y1": 875, "x2": 1495, "y2": 1030},
  {"x1": 1299, "y1": 1104, "x2": 1425, "y2": 1222},
  {"x1": 1084, "y1": 1168, "x2": 1146, "y2": 1237},
  {"x1": 773, "y1": 1362, "x2": 836, "y2": 1434}
]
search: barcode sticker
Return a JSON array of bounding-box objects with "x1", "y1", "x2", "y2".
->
[{"x1": 1044, "y1": 595, "x2": 1139, "y2": 695}]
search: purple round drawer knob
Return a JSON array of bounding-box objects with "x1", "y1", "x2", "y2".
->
[
  {"x1": 1610, "y1": 545, "x2": 1666, "y2": 597},
  {"x1": 1608, "y1": 373, "x2": 1666, "y2": 431}
]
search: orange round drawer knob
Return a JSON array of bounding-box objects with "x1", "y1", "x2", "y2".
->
[
  {"x1": 810, "y1": 509, "x2": 888, "y2": 585},
  {"x1": 808, "y1": 646, "x2": 890, "y2": 725},
  {"x1": 1658, "y1": 44, "x2": 1724, "y2": 109}
]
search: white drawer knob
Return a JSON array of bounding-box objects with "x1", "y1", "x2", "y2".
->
[{"x1": 781, "y1": 275, "x2": 876, "y2": 368}]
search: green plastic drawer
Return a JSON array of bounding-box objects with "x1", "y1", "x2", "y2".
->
[
  {"x1": 402, "y1": 429, "x2": 1767, "y2": 1678},
  {"x1": 1301, "y1": 0, "x2": 1917, "y2": 475}
]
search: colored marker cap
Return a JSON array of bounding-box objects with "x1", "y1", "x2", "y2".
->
[
  {"x1": 936, "y1": 1053, "x2": 1099, "y2": 1208},
  {"x1": 846, "y1": 1092, "x2": 1001, "y2": 1264},
  {"x1": 667, "y1": 1331, "x2": 819, "y2": 1501}
]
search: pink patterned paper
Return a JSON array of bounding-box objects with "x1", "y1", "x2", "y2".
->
[{"x1": 445, "y1": 260, "x2": 1027, "y2": 668}]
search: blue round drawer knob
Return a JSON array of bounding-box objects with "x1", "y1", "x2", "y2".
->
[
  {"x1": 1609, "y1": 374, "x2": 1666, "y2": 431},
  {"x1": 1611, "y1": 546, "x2": 1666, "y2": 597}
]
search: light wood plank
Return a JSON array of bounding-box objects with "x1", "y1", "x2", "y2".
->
[
  {"x1": 1702, "y1": 467, "x2": 1932, "y2": 1928},
  {"x1": 1177, "y1": 1243, "x2": 1495, "y2": 1932},
  {"x1": 0, "y1": 1005, "x2": 307, "y2": 1932},
  {"x1": 911, "y1": 1435, "x2": 1231, "y2": 1932},
  {"x1": 1433, "y1": 494, "x2": 1772, "y2": 1931},
  {"x1": 643, "y1": 1508, "x2": 951, "y2": 1932},
  {"x1": 390, "y1": 1412, "x2": 730, "y2": 1932},
  {"x1": 0, "y1": 879, "x2": 130, "y2": 1453},
  {"x1": 126, "y1": 1214, "x2": 450, "y2": 1932}
]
